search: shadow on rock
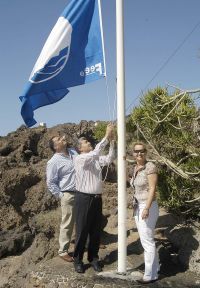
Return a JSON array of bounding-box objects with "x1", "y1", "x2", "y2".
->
[
  {"x1": 101, "y1": 231, "x2": 118, "y2": 246},
  {"x1": 104, "y1": 238, "x2": 143, "y2": 265},
  {"x1": 0, "y1": 225, "x2": 34, "y2": 259},
  {"x1": 165, "y1": 225, "x2": 199, "y2": 270}
]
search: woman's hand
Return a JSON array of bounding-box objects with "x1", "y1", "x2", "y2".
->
[{"x1": 141, "y1": 208, "x2": 149, "y2": 219}]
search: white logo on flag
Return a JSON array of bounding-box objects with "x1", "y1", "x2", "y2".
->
[
  {"x1": 29, "y1": 17, "x2": 72, "y2": 83},
  {"x1": 80, "y1": 63, "x2": 103, "y2": 77}
]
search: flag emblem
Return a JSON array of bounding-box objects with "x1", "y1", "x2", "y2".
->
[{"x1": 29, "y1": 18, "x2": 72, "y2": 84}]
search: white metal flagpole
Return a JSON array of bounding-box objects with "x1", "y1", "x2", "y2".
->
[{"x1": 116, "y1": 0, "x2": 127, "y2": 273}]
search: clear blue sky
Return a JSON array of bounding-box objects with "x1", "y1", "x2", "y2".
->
[{"x1": 0, "y1": 0, "x2": 200, "y2": 136}]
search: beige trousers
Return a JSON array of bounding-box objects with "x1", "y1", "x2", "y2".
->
[{"x1": 58, "y1": 192, "x2": 75, "y2": 256}]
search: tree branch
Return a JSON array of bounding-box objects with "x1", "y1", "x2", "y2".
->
[
  {"x1": 185, "y1": 196, "x2": 200, "y2": 203},
  {"x1": 176, "y1": 153, "x2": 198, "y2": 166},
  {"x1": 136, "y1": 123, "x2": 200, "y2": 182}
]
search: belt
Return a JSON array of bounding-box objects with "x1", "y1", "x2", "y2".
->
[
  {"x1": 90, "y1": 194, "x2": 102, "y2": 198},
  {"x1": 77, "y1": 191, "x2": 102, "y2": 198},
  {"x1": 62, "y1": 190, "x2": 76, "y2": 193}
]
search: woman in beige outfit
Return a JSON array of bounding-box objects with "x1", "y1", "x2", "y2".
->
[{"x1": 130, "y1": 142, "x2": 159, "y2": 284}]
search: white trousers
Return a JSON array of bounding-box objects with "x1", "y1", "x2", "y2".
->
[
  {"x1": 58, "y1": 192, "x2": 75, "y2": 256},
  {"x1": 134, "y1": 200, "x2": 159, "y2": 281}
]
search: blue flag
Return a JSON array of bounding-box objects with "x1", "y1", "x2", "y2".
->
[{"x1": 19, "y1": 0, "x2": 106, "y2": 127}]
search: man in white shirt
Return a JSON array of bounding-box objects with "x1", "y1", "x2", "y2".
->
[
  {"x1": 46, "y1": 135, "x2": 77, "y2": 262},
  {"x1": 73, "y1": 124, "x2": 115, "y2": 273}
]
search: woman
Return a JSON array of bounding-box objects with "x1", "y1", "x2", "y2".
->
[{"x1": 130, "y1": 142, "x2": 159, "y2": 284}]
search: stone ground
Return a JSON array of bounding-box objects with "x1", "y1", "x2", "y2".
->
[
  {"x1": 0, "y1": 207, "x2": 199, "y2": 288},
  {"x1": 23, "y1": 210, "x2": 200, "y2": 288}
]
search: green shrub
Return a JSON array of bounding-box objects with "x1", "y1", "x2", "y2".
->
[{"x1": 93, "y1": 122, "x2": 107, "y2": 141}]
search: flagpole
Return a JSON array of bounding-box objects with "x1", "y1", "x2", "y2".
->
[{"x1": 116, "y1": 0, "x2": 127, "y2": 273}]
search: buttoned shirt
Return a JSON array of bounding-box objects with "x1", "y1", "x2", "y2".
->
[
  {"x1": 130, "y1": 162, "x2": 157, "y2": 202},
  {"x1": 75, "y1": 138, "x2": 115, "y2": 195},
  {"x1": 46, "y1": 148, "x2": 78, "y2": 199}
]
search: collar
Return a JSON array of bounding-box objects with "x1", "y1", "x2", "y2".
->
[
  {"x1": 134, "y1": 162, "x2": 147, "y2": 178},
  {"x1": 56, "y1": 152, "x2": 70, "y2": 157}
]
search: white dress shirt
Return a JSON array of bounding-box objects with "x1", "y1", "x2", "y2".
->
[{"x1": 74, "y1": 138, "x2": 115, "y2": 194}]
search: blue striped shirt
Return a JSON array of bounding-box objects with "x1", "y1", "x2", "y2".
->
[{"x1": 46, "y1": 148, "x2": 78, "y2": 199}]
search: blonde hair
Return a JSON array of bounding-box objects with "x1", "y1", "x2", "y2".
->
[{"x1": 132, "y1": 141, "x2": 147, "y2": 151}]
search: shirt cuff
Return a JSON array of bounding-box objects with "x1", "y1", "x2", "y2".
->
[
  {"x1": 102, "y1": 137, "x2": 109, "y2": 145},
  {"x1": 58, "y1": 192, "x2": 64, "y2": 199}
]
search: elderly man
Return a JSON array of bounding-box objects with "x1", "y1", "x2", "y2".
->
[
  {"x1": 73, "y1": 124, "x2": 115, "y2": 273},
  {"x1": 46, "y1": 134, "x2": 77, "y2": 262}
]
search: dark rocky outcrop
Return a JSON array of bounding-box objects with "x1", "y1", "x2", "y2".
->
[{"x1": 0, "y1": 121, "x2": 119, "y2": 257}]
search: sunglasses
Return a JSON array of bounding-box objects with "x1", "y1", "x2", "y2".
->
[{"x1": 133, "y1": 149, "x2": 146, "y2": 154}]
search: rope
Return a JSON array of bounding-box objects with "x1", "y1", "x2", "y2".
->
[
  {"x1": 105, "y1": 75, "x2": 112, "y2": 122},
  {"x1": 101, "y1": 162, "x2": 110, "y2": 183}
]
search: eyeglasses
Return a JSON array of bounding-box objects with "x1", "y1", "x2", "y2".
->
[{"x1": 133, "y1": 150, "x2": 146, "y2": 154}]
